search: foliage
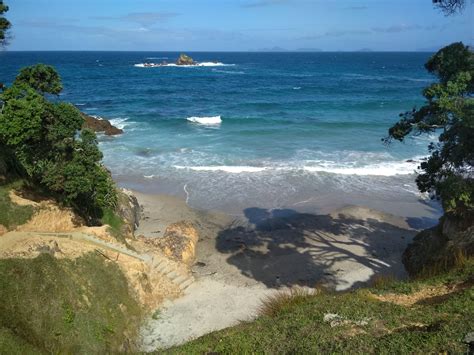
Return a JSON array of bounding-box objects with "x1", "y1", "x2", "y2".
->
[
  {"x1": 14, "y1": 64, "x2": 63, "y2": 95},
  {"x1": 0, "y1": 1, "x2": 10, "y2": 47},
  {"x1": 101, "y1": 208, "x2": 125, "y2": 242},
  {"x1": 0, "y1": 253, "x2": 142, "y2": 353},
  {"x1": 169, "y1": 260, "x2": 474, "y2": 354},
  {"x1": 385, "y1": 42, "x2": 474, "y2": 217},
  {"x1": 433, "y1": 0, "x2": 466, "y2": 14},
  {"x1": 0, "y1": 65, "x2": 117, "y2": 222}
]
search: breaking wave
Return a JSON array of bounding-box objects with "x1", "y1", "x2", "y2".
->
[{"x1": 186, "y1": 116, "x2": 222, "y2": 125}]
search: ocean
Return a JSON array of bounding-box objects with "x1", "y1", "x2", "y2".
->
[{"x1": 0, "y1": 51, "x2": 441, "y2": 219}]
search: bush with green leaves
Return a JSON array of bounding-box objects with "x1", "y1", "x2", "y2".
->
[
  {"x1": 0, "y1": 0, "x2": 10, "y2": 47},
  {"x1": 385, "y1": 42, "x2": 474, "y2": 217},
  {"x1": 0, "y1": 64, "x2": 117, "y2": 222}
]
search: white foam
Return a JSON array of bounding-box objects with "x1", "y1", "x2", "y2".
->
[
  {"x1": 293, "y1": 87, "x2": 302, "y2": 90},
  {"x1": 109, "y1": 117, "x2": 129, "y2": 130},
  {"x1": 174, "y1": 165, "x2": 266, "y2": 173},
  {"x1": 302, "y1": 160, "x2": 420, "y2": 176},
  {"x1": 196, "y1": 62, "x2": 233, "y2": 67},
  {"x1": 172, "y1": 158, "x2": 423, "y2": 176},
  {"x1": 134, "y1": 62, "x2": 234, "y2": 68},
  {"x1": 212, "y1": 69, "x2": 245, "y2": 74},
  {"x1": 186, "y1": 116, "x2": 222, "y2": 125}
]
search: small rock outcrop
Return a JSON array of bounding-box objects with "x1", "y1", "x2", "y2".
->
[
  {"x1": 176, "y1": 54, "x2": 195, "y2": 66},
  {"x1": 403, "y1": 214, "x2": 474, "y2": 276},
  {"x1": 116, "y1": 189, "x2": 141, "y2": 238},
  {"x1": 82, "y1": 113, "x2": 123, "y2": 136},
  {"x1": 137, "y1": 221, "x2": 199, "y2": 266}
]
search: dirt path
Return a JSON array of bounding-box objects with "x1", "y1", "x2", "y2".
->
[{"x1": 0, "y1": 231, "x2": 150, "y2": 261}]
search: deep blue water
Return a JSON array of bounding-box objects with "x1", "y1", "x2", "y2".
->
[{"x1": 0, "y1": 51, "x2": 439, "y2": 215}]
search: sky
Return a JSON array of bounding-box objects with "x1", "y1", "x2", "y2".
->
[{"x1": 5, "y1": 0, "x2": 473, "y2": 51}]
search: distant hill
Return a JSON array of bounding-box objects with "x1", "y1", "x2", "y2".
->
[
  {"x1": 254, "y1": 46, "x2": 289, "y2": 52},
  {"x1": 295, "y1": 48, "x2": 323, "y2": 52},
  {"x1": 249, "y1": 47, "x2": 323, "y2": 52}
]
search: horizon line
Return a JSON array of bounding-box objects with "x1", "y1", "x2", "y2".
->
[{"x1": 2, "y1": 49, "x2": 438, "y2": 53}]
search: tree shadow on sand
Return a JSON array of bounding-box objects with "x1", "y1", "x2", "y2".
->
[{"x1": 216, "y1": 207, "x2": 419, "y2": 290}]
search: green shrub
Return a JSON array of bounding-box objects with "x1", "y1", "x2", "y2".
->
[{"x1": 0, "y1": 65, "x2": 117, "y2": 223}]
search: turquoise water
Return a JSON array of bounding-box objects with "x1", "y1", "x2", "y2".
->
[{"x1": 0, "y1": 51, "x2": 440, "y2": 216}]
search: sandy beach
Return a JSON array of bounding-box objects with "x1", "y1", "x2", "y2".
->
[{"x1": 133, "y1": 191, "x2": 430, "y2": 350}]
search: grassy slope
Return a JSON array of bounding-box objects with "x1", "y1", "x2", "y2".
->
[
  {"x1": 101, "y1": 207, "x2": 127, "y2": 243},
  {"x1": 0, "y1": 181, "x2": 34, "y2": 229},
  {"x1": 169, "y1": 261, "x2": 474, "y2": 354},
  {"x1": 0, "y1": 253, "x2": 142, "y2": 354}
]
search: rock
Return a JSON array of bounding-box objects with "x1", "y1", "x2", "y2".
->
[
  {"x1": 116, "y1": 189, "x2": 141, "y2": 238},
  {"x1": 176, "y1": 53, "x2": 195, "y2": 66},
  {"x1": 81, "y1": 113, "x2": 123, "y2": 136},
  {"x1": 323, "y1": 313, "x2": 370, "y2": 327},
  {"x1": 157, "y1": 221, "x2": 199, "y2": 265},
  {"x1": 403, "y1": 214, "x2": 474, "y2": 276},
  {"x1": 36, "y1": 240, "x2": 61, "y2": 256},
  {"x1": 465, "y1": 332, "x2": 474, "y2": 344},
  {"x1": 465, "y1": 332, "x2": 474, "y2": 354}
]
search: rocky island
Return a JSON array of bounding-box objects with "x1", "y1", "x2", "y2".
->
[
  {"x1": 176, "y1": 53, "x2": 195, "y2": 66},
  {"x1": 140, "y1": 53, "x2": 202, "y2": 67}
]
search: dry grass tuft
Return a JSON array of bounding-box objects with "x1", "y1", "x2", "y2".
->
[
  {"x1": 418, "y1": 249, "x2": 470, "y2": 278},
  {"x1": 258, "y1": 287, "x2": 318, "y2": 318},
  {"x1": 370, "y1": 274, "x2": 397, "y2": 289}
]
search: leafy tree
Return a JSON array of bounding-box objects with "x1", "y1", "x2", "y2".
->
[
  {"x1": 432, "y1": 0, "x2": 466, "y2": 14},
  {"x1": 0, "y1": 3, "x2": 117, "y2": 223},
  {"x1": 0, "y1": 1, "x2": 10, "y2": 91},
  {"x1": 15, "y1": 64, "x2": 63, "y2": 95},
  {"x1": 0, "y1": 0, "x2": 10, "y2": 47},
  {"x1": 0, "y1": 66, "x2": 117, "y2": 222},
  {"x1": 385, "y1": 42, "x2": 474, "y2": 217}
]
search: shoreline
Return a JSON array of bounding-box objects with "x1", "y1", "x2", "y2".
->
[
  {"x1": 133, "y1": 189, "x2": 435, "y2": 350},
  {"x1": 119, "y1": 172, "x2": 442, "y2": 225}
]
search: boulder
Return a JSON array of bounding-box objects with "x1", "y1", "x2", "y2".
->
[
  {"x1": 156, "y1": 221, "x2": 199, "y2": 265},
  {"x1": 403, "y1": 214, "x2": 474, "y2": 276},
  {"x1": 176, "y1": 54, "x2": 195, "y2": 66},
  {"x1": 81, "y1": 113, "x2": 123, "y2": 136},
  {"x1": 116, "y1": 189, "x2": 141, "y2": 238}
]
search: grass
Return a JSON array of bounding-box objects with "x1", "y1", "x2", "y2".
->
[
  {"x1": 0, "y1": 180, "x2": 35, "y2": 229},
  {"x1": 0, "y1": 252, "x2": 142, "y2": 354},
  {"x1": 258, "y1": 287, "x2": 316, "y2": 318},
  {"x1": 101, "y1": 208, "x2": 126, "y2": 243},
  {"x1": 168, "y1": 260, "x2": 474, "y2": 354}
]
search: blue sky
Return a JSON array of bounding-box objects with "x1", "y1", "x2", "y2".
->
[{"x1": 6, "y1": 0, "x2": 473, "y2": 51}]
